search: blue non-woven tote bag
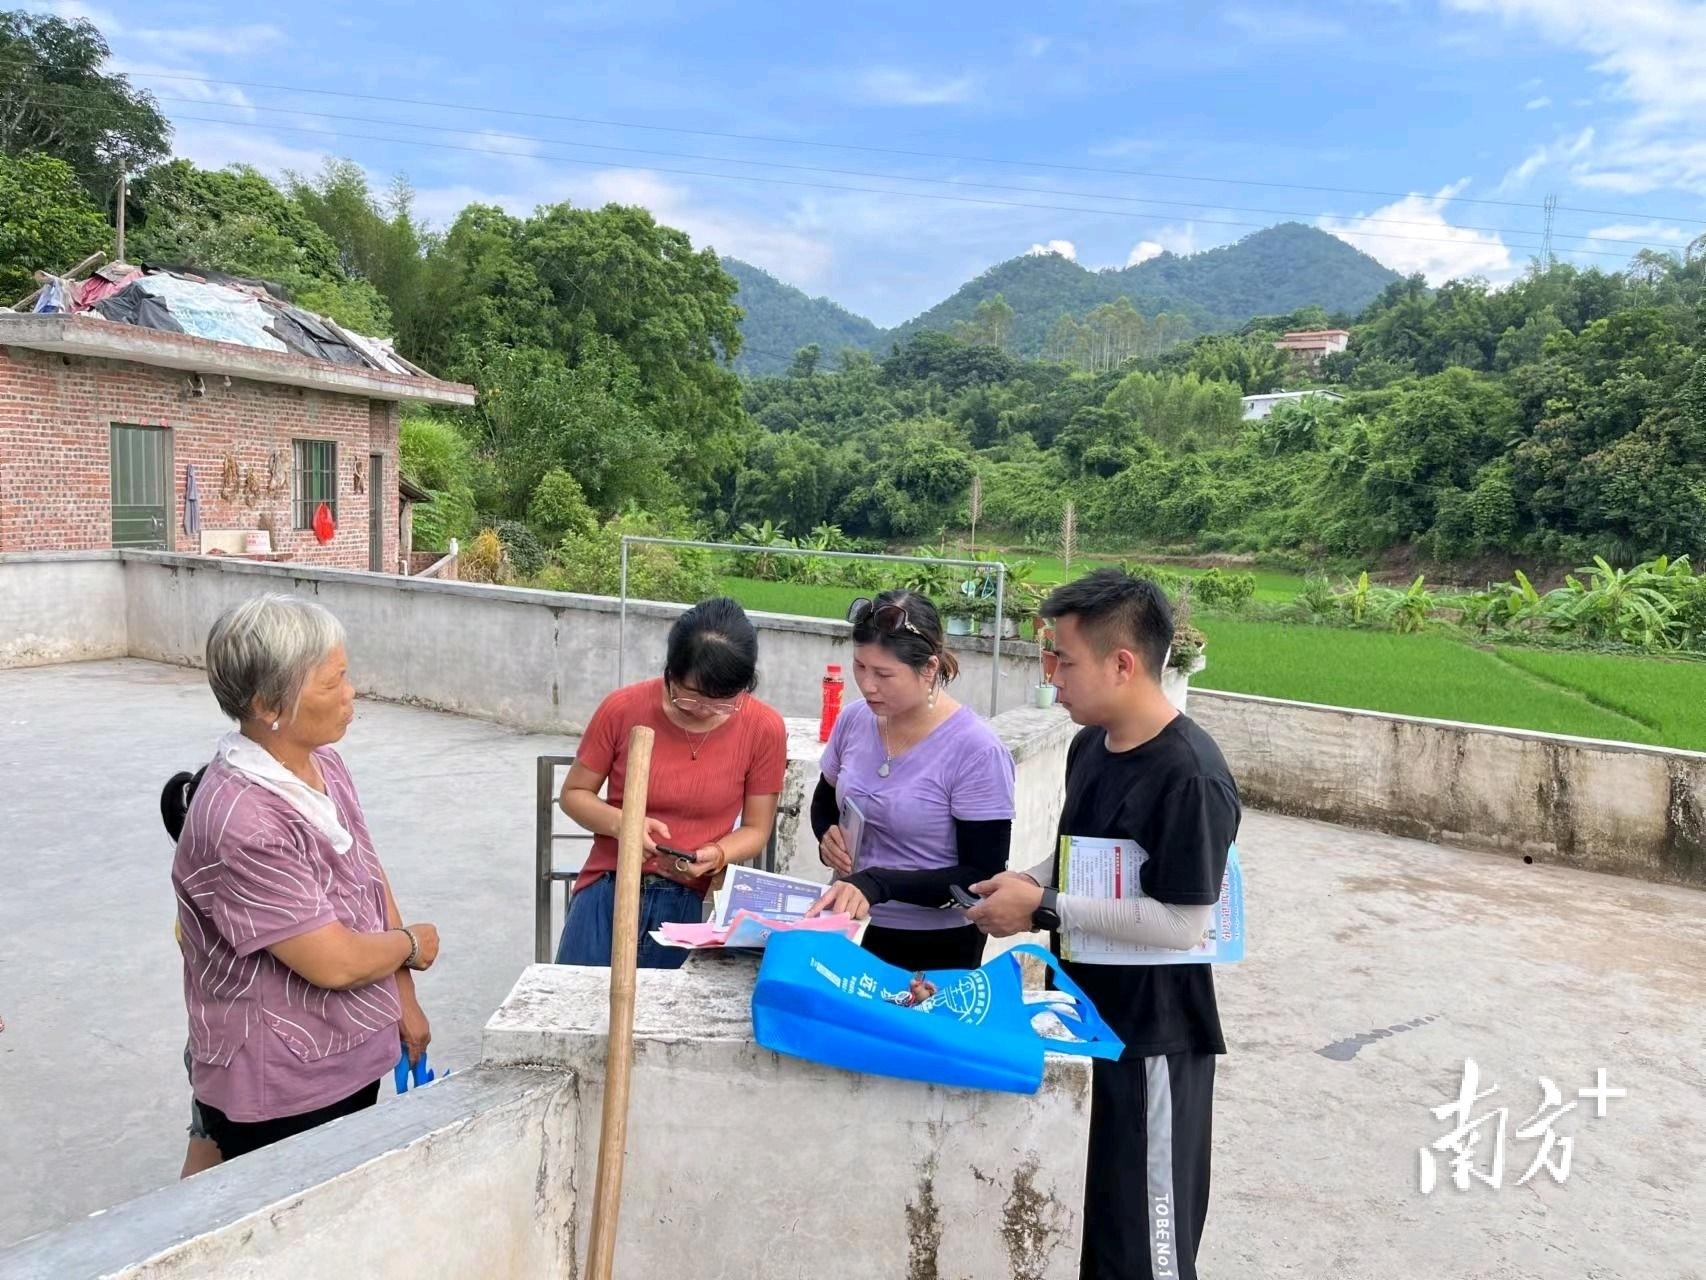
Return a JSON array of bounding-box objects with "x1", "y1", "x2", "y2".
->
[{"x1": 751, "y1": 932, "x2": 1125, "y2": 1094}]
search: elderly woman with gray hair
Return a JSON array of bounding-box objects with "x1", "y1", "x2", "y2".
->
[{"x1": 171, "y1": 594, "x2": 439, "y2": 1160}]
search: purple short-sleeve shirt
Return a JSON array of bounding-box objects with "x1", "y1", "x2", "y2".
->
[
  {"x1": 172, "y1": 749, "x2": 400, "y2": 1122},
  {"x1": 822, "y1": 701, "x2": 1016, "y2": 930}
]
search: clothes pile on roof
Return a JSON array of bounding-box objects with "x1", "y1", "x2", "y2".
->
[{"x1": 18, "y1": 262, "x2": 428, "y2": 378}]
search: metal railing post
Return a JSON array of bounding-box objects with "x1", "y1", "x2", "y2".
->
[
  {"x1": 536, "y1": 754, "x2": 557, "y2": 964},
  {"x1": 618, "y1": 540, "x2": 630, "y2": 688},
  {"x1": 991, "y1": 562, "x2": 1006, "y2": 718}
]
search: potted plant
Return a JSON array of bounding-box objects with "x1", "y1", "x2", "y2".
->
[
  {"x1": 945, "y1": 579, "x2": 979, "y2": 636},
  {"x1": 1163, "y1": 623, "x2": 1208, "y2": 712},
  {"x1": 1032, "y1": 625, "x2": 1059, "y2": 708}
]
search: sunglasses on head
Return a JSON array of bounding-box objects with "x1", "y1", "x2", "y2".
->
[{"x1": 847, "y1": 597, "x2": 924, "y2": 638}]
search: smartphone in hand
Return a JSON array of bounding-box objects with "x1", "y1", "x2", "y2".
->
[{"x1": 948, "y1": 884, "x2": 985, "y2": 909}]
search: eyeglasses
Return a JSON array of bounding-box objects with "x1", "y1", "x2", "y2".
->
[
  {"x1": 667, "y1": 683, "x2": 746, "y2": 716},
  {"x1": 847, "y1": 597, "x2": 924, "y2": 639}
]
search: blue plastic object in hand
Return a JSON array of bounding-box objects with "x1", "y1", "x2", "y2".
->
[{"x1": 393, "y1": 1047, "x2": 437, "y2": 1094}]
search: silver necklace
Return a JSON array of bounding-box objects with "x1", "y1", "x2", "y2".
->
[{"x1": 877, "y1": 717, "x2": 894, "y2": 777}]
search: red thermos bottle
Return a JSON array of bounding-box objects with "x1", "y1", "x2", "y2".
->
[{"x1": 819, "y1": 664, "x2": 844, "y2": 742}]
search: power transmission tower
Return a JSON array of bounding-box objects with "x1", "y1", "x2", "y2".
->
[{"x1": 1541, "y1": 193, "x2": 1558, "y2": 265}]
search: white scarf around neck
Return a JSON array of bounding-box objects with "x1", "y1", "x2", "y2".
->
[{"x1": 217, "y1": 730, "x2": 353, "y2": 854}]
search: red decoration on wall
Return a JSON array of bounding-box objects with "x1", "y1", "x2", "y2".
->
[{"x1": 312, "y1": 502, "x2": 336, "y2": 544}]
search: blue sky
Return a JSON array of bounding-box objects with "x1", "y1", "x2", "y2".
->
[{"x1": 40, "y1": 0, "x2": 1706, "y2": 326}]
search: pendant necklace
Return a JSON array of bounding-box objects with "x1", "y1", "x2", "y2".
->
[{"x1": 877, "y1": 718, "x2": 894, "y2": 777}]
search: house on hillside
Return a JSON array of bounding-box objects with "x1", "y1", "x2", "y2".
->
[
  {"x1": 1240, "y1": 389, "x2": 1346, "y2": 420},
  {"x1": 0, "y1": 266, "x2": 474, "y2": 572},
  {"x1": 1273, "y1": 328, "x2": 1351, "y2": 369}
]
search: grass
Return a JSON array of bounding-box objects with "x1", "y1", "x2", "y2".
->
[
  {"x1": 1191, "y1": 619, "x2": 1647, "y2": 739},
  {"x1": 718, "y1": 575, "x2": 1706, "y2": 750},
  {"x1": 719, "y1": 577, "x2": 860, "y2": 619},
  {"x1": 1492, "y1": 647, "x2": 1706, "y2": 752}
]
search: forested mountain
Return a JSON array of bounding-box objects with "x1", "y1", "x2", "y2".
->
[
  {"x1": 721, "y1": 258, "x2": 883, "y2": 375},
  {"x1": 725, "y1": 223, "x2": 1402, "y2": 369}
]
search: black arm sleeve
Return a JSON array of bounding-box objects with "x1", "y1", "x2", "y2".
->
[
  {"x1": 846, "y1": 817, "x2": 1011, "y2": 908},
  {"x1": 810, "y1": 774, "x2": 839, "y2": 841}
]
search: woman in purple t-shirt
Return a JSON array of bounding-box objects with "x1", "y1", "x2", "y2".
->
[{"x1": 809, "y1": 590, "x2": 1016, "y2": 971}]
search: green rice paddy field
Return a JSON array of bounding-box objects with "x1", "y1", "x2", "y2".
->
[{"x1": 719, "y1": 576, "x2": 1706, "y2": 751}]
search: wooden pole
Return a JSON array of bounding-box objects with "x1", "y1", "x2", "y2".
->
[
  {"x1": 115, "y1": 174, "x2": 127, "y2": 264},
  {"x1": 585, "y1": 724, "x2": 654, "y2": 1280},
  {"x1": 12, "y1": 251, "x2": 106, "y2": 311}
]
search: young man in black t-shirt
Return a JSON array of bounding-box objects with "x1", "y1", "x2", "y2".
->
[{"x1": 969, "y1": 569, "x2": 1240, "y2": 1280}]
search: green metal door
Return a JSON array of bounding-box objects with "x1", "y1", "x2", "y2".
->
[{"x1": 110, "y1": 425, "x2": 173, "y2": 549}]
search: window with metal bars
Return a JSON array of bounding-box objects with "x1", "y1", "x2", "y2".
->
[{"x1": 293, "y1": 439, "x2": 337, "y2": 529}]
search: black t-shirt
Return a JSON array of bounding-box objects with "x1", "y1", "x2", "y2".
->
[{"x1": 1052, "y1": 715, "x2": 1241, "y2": 1058}]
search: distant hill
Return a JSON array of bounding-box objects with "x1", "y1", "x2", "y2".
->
[
  {"x1": 886, "y1": 223, "x2": 1402, "y2": 357},
  {"x1": 724, "y1": 223, "x2": 1403, "y2": 373},
  {"x1": 722, "y1": 258, "x2": 884, "y2": 374}
]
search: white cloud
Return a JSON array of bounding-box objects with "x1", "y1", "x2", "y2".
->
[
  {"x1": 167, "y1": 119, "x2": 337, "y2": 178},
  {"x1": 1447, "y1": 0, "x2": 1706, "y2": 194},
  {"x1": 1126, "y1": 223, "x2": 1199, "y2": 266},
  {"x1": 43, "y1": 1, "x2": 281, "y2": 58},
  {"x1": 1585, "y1": 221, "x2": 1689, "y2": 243},
  {"x1": 852, "y1": 67, "x2": 980, "y2": 107},
  {"x1": 1492, "y1": 125, "x2": 1593, "y2": 195},
  {"x1": 1318, "y1": 182, "x2": 1517, "y2": 284},
  {"x1": 1524, "y1": 95, "x2": 1552, "y2": 110},
  {"x1": 1021, "y1": 34, "x2": 1054, "y2": 58},
  {"x1": 410, "y1": 166, "x2": 837, "y2": 291},
  {"x1": 1027, "y1": 239, "x2": 1077, "y2": 260},
  {"x1": 1222, "y1": 5, "x2": 1345, "y2": 41}
]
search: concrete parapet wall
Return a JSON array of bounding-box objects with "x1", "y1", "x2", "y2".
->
[
  {"x1": 0, "y1": 1070, "x2": 578, "y2": 1280},
  {"x1": 1191, "y1": 689, "x2": 1706, "y2": 888},
  {"x1": 484, "y1": 960, "x2": 1092, "y2": 1280},
  {"x1": 99, "y1": 551, "x2": 1043, "y2": 726},
  {"x1": 0, "y1": 554, "x2": 127, "y2": 667}
]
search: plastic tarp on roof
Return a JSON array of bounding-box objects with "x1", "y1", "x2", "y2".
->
[
  {"x1": 337, "y1": 327, "x2": 418, "y2": 377},
  {"x1": 266, "y1": 304, "x2": 369, "y2": 368},
  {"x1": 133, "y1": 274, "x2": 287, "y2": 353},
  {"x1": 91, "y1": 282, "x2": 185, "y2": 333}
]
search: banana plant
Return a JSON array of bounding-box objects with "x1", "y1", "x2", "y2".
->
[{"x1": 1387, "y1": 575, "x2": 1435, "y2": 634}]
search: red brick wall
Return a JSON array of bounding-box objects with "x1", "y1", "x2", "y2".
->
[{"x1": 0, "y1": 347, "x2": 400, "y2": 571}]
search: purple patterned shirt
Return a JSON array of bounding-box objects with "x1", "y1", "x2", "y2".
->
[{"x1": 172, "y1": 748, "x2": 400, "y2": 1122}]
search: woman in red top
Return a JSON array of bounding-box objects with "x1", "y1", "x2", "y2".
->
[{"x1": 555, "y1": 597, "x2": 788, "y2": 969}]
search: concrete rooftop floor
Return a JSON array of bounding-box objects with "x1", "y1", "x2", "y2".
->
[{"x1": 2, "y1": 659, "x2": 1703, "y2": 1277}]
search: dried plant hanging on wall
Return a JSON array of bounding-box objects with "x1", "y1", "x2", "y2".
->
[
  {"x1": 220, "y1": 453, "x2": 240, "y2": 502},
  {"x1": 266, "y1": 450, "x2": 290, "y2": 497},
  {"x1": 352, "y1": 461, "x2": 366, "y2": 495},
  {"x1": 242, "y1": 466, "x2": 263, "y2": 507}
]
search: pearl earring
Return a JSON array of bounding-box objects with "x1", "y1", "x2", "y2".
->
[{"x1": 270, "y1": 720, "x2": 280, "y2": 731}]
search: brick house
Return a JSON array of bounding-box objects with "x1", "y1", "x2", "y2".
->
[{"x1": 0, "y1": 313, "x2": 474, "y2": 572}]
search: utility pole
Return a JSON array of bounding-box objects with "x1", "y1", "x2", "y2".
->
[{"x1": 115, "y1": 173, "x2": 127, "y2": 263}]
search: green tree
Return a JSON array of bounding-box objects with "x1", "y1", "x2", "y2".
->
[
  {"x1": 0, "y1": 151, "x2": 108, "y2": 296},
  {"x1": 128, "y1": 160, "x2": 392, "y2": 332},
  {"x1": 788, "y1": 343, "x2": 821, "y2": 379},
  {"x1": 527, "y1": 467, "x2": 597, "y2": 541},
  {"x1": 0, "y1": 12, "x2": 169, "y2": 192}
]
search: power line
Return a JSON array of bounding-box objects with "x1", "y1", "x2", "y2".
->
[
  {"x1": 102, "y1": 90, "x2": 1684, "y2": 252},
  {"x1": 46, "y1": 101, "x2": 1671, "y2": 265},
  {"x1": 118, "y1": 69, "x2": 1706, "y2": 228}
]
